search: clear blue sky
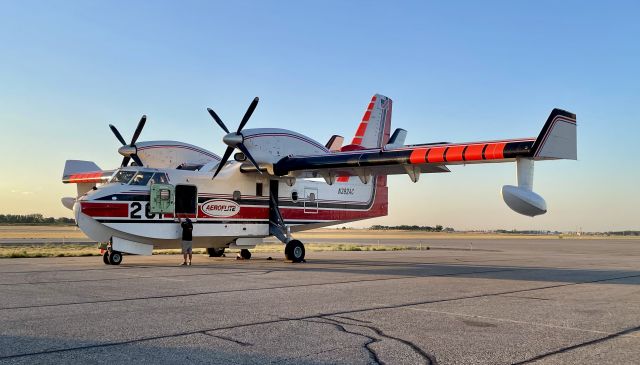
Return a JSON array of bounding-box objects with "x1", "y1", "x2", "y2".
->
[{"x1": 1, "y1": 1, "x2": 638, "y2": 231}]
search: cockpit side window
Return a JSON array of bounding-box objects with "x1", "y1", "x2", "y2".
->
[
  {"x1": 130, "y1": 171, "x2": 154, "y2": 186},
  {"x1": 110, "y1": 170, "x2": 136, "y2": 184},
  {"x1": 151, "y1": 172, "x2": 169, "y2": 184}
]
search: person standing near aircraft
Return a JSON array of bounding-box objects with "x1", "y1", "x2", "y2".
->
[{"x1": 178, "y1": 216, "x2": 193, "y2": 266}]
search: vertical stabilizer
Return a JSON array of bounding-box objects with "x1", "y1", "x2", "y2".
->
[{"x1": 349, "y1": 94, "x2": 393, "y2": 148}]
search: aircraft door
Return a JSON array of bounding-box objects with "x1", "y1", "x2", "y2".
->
[
  {"x1": 150, "y1": 183, "x2": 175, "y2": 214},
  {"x1": 304, "y1": 188, "x2": 318, "y2": 214},
  {"x1": 175, "y1": 184, "x2": 198, "y2": 220}
]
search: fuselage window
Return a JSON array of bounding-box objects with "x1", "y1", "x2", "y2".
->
[
  {"x1": 130, "y1": 171, "x2": 154, "y2": 186},
  {"x1": 151, "y1": 172, "x2": 169, "y2": 184},
  {"x1": 233, "y1": 190, "x2": 241, "y2": 201},
  {"x1": 291, "y1": 191, "x2": 298, "y2": 202},
  {"x1": 110, "y1": 170, "x2": 136, "y2": 184},
  {"x1": 256, "y1": 182, "x2": 263, "y2": 197},
  {"x1": 308, "y1": 193, "x2": 316, "y2": 202}
]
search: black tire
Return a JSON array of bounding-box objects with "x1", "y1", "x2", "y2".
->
[
  {"x1": 109, "y1": 251, "x2": 123, "y2": 265},
  {"x1": 240, "y1": 249, "x2": 252, "y2": 260},
  {"x1": 207, "y1": 248, "x2": 225, "y2": 257},
  {"x1": 285, "y1": 240, "x2": 305, "y2": 263},
  {"x1": 103, "y1": 252, "x2": 110, "y2": 265}
]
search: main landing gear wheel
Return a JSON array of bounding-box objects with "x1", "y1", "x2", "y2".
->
[
  {"x1": 108, "y1": 251, "x2": 123, "y2": 265},
  {"x1": 207, "y1": 248, "x2": 225, "y2": 257},
  {"x1": 240, "y1": 249, "x2": 252, "y2": 260},
  {"x1": 103, "y1": 252, "x2": 110, "y2": 265},
  {"x1": 285, "y1": 240, "x2": 305, "y2": 263}
]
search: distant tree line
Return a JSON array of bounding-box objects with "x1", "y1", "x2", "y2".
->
[
  {"x1": 369, "y1": 225, "x2": 454, "y2": 232},
  {"x1": 0, "y1": 214, "x2": 75, "y2": 225}
]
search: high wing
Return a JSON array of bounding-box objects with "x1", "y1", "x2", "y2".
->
[{"x1": 267, "y1": 108, "x2": 576, "y2": 184}]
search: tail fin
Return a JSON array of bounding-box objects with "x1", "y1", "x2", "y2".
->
[
  {"x1": 349, "y1": 94, "x2": 393, "y2": 148},
  {"x1": 532, "y1": 109, "x2": 577, "y2": 160}
]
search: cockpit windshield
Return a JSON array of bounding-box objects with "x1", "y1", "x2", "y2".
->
[
  {"x1": 151, "y1": 172, "x2": 169, "y2": 184},
  {"x1": 130, "y1": 171, "x2": 154, "y2": 186},
  {"x1": 110, "y1": 170, "x2": 136, "y2": 184}
]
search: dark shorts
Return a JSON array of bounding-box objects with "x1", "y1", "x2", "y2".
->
[{"x1": 181, "y1": 241, "x2": 193, "y2": 254}]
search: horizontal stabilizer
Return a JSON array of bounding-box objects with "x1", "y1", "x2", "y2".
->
[{"x1": 62, "y1": 160, "x2": 111, "y2": 184}]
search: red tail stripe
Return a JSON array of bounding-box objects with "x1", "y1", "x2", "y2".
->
[{"x1": 355, "y1": 123, "x2": 368, "y2": 137}]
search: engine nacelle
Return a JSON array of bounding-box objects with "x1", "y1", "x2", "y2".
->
[
  {"x1": 501, "y1": 185, "x2": 547, "y2": 217},
  {"x1": 501, "y1": 157, "x2": 547, "y2": 217}
]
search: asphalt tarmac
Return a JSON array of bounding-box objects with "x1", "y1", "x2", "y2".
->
[{"x1": 0, "y1": 238, "x2": 638, "y2": 364}]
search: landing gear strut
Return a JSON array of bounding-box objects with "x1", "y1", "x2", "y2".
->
[
  {"x1": 239, "y1": 249, "x2": 252, "y2": 260},
  {"x1": 207, "y1": 248, "x2": 225, "y2": 257},
  {"x1": 285, "y1": 240, "x2": 305, "y2": 263}
]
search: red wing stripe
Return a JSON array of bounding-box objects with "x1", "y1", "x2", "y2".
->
[
  {"x1": 464, "y1": 144, "x2": 485, "y2": 161},
  {"x1": 426, "y1": 146, "x2": 446, "y2": 163},
  {"x1": 445, "y1": 145, "x2": 465, "y2": 162},
  {"x1": 484, "y1": 142, "x2": 506, "y2": 160},
  {"x1": 409, "y1": 148, "x2": 428, "y2": 164}
]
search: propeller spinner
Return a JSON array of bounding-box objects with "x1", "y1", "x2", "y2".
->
[
  {"x1": 207, "y1": 97, "x2": 262, "y2": 179},
  {"x1": 109, "y1": 115, "x2": 147, "y2": 167}
]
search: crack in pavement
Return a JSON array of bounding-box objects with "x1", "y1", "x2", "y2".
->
[
  {"x1": 1, "y1": 271, "x2": 638, "y2": 361},
  {"x1": 303, "y1": 318, "x2": 382, "y2": 365},
  {"x1": 200, "y1": 331, "x2": 253, "y2": 347},
  {"x1": 511, "y1": 324, "x2": 640, "y2": 364},
  {"x1": 318, "y1": 316, "x2": 438, "y2": 365}
]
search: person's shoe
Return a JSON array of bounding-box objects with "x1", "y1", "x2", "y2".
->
[
  {"x1": 188, "y1": 262, "x2": 192, "y2": 266},
  {"x1": 181, "y1": 262, "x2": 187, "y2": 266}
]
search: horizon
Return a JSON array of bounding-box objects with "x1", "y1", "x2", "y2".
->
[{"x1": 1, "y1": 1, "x2": 638, "y2": 231}]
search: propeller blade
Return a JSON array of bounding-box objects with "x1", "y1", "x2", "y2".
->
[
  {"x1": 212, "y1": 146, "x2": 234, "y2": 179},
  {"x1": 131, "y1": 154, "x2": 144, "y2": 167},
  {"x1": 109, "y1": 124, "x2": 127, "y2": 146},
  {"x1": 237, "y1": 97, "x2": 259, "y2": 133},
  {"x1": 207, "y1": 108, "x2": 229, "y2": 134},
  {"x1": 121, "y1": 156, "x2": 131, "y2": 167},
  {"x1": 236, "y1": 143, "x2": 262, "y2": 174},
  {"x1": 130, "y1": 115, "x2": 147, "y2": 145}
]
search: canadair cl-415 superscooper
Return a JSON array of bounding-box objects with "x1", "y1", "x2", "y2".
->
[{"x1": 62, "y1": 94, "x2": 577, "y2": 265}]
